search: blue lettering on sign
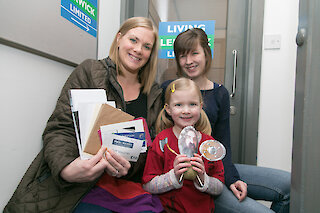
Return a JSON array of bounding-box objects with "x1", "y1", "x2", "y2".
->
[{"x1": 60, "y1": 0, "x2": 97, "y2": 37}]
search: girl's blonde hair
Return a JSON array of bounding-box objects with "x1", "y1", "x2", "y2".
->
[
  {"x1": 109, "y1": 17, "x2": 159, "y2": 94},
  {"x1": 156, "y1": 78, "x2": 212, "y2": 135}
]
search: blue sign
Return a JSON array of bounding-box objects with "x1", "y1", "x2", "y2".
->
[
  {"x1": 159, "y1": 20, "x2": 215, "y2": 59},
  {"x1": 61, "y1": 0, "x2": 97, "y2": 37}
]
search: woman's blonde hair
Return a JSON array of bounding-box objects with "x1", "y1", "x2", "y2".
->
[
  {"x1": 156, "y1": 78, "x2": 212, "y2": 135},
  {"x1": 109, "y1": 17, "x2": 159, "y2": 94}
]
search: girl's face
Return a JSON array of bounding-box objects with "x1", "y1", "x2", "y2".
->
[
  {"x1": 178, "y1": 43, "x2": 206, "y2": 79},
  {"x1": 117, "y1": 27, "x2": 154, "y2": 74},
  {"x1": 165, "y1": 88, "x2": 202, "y2": 133}
]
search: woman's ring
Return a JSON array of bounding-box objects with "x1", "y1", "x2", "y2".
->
[{"x1": 112, "y1": 170, "x2": 119, "y2": 177}]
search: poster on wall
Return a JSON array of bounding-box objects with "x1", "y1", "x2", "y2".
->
[
  {"x1": 61, "y1": 0, "x2": 98, "y2": 37},
  {"x1": 158, "y1": 20, "x2": 215, "y2": 59}
]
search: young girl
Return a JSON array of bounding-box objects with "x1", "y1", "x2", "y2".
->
[
  {"x1": 142, "y1": 78, "x2": 224, "y2": 213},
  {"x1": 161, "y1": 28, "x2": 290, "y2": 213}
]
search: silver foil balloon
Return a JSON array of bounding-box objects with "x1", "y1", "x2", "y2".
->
[{"x1": 178, "y1": 126, "x2": 201, "y2": 157}]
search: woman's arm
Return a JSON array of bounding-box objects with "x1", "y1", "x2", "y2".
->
[
  {"x1": 43, "y1": 60, "x2": 97, "y2": 187},
  {"x1": 213, "y1": 86, "x2": 247, "y2": 200},
  {"x1": 211, "y1": 86, "x2": 241, "y2": 187}
]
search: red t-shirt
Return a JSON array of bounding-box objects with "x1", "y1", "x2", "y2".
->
[{"x1": 142, "y1": 128, "x2": 224, "y2": 213}]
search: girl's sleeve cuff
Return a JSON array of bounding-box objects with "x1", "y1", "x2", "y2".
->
[
  {"x1": 169, "y1": 169, "x2": 183, "y2": 189},
  {"x1": 194, "y1": 173, "x2": 209, "y2": 192}
]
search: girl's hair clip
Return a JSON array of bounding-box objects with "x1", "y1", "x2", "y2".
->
[{"x1": 171, "y1": 84, "x2": 175, "y2": 93}]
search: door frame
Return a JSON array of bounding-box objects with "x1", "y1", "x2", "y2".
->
[
  {"x1": 291, "y1": 0, "x2": 320, "y2": 211},
  {"x1": 225, "y1": 0, "x2": 264, "y2": 165},
  {"x1": 242, "y1": 0, "x2": 265, "y2": 165}
]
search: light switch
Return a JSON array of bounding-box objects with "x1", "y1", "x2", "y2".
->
[{"x1": 264, "y1": 34, "x2": 281, "y2": 50}]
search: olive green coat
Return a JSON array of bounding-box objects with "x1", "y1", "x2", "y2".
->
[{"x1": 4, "y1": 58, "x2": 163, "y2": 213}]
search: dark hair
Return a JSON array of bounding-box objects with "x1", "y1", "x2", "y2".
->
[{"x1": 173, "y1": 28, "x2": 212, "y2": 77}]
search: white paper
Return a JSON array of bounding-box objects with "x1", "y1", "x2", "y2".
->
[
  {"x1": 69, "y1": 89, "x2": 107, "y2": 112},
  {"x1": 78, "y1": 102, "x2": 116, "y2": 147},
  {"x1": 78, "y1": 103, "x2": 101, "y2": 148},
  {"x1": 69, "y1": 89, "x2": 116, "y2": 159}
]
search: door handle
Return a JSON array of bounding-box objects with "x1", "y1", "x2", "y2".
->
[
  {"x1": 296, "y1": 28, "x2": 306, "y2": 47},
  {"x1": 230, "y1": 49, "x2": 238, "y2": 98}
]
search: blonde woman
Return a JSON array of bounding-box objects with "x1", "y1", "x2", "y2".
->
[{"x1": 5, "y1": 17, "x2": 163, "y2": 213}]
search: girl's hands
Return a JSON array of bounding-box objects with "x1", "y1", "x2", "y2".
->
[
  {"x1": 190, "y1": 153, "x2": 206, "y2": 184},
  {"x1": 173, "y1": 153, "x2": 205, "y2": 185},
  {"x1": 173, "y1": 154, "x2": 191, "y2": 181}
]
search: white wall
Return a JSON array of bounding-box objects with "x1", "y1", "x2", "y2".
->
[
  {"x1": 0, "y1": 44, "x2": 73, "y2": 209},
  {"x1": 257, "y1": 0, "x2": 299, "y2": 172},
  {"x1": 97, "y1": 0, "x2": 120, "y2": 59}
]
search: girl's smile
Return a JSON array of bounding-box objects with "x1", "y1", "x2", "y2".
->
[{"x1": 165, "y1": 88, "x2": 202, "y2": 134}]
